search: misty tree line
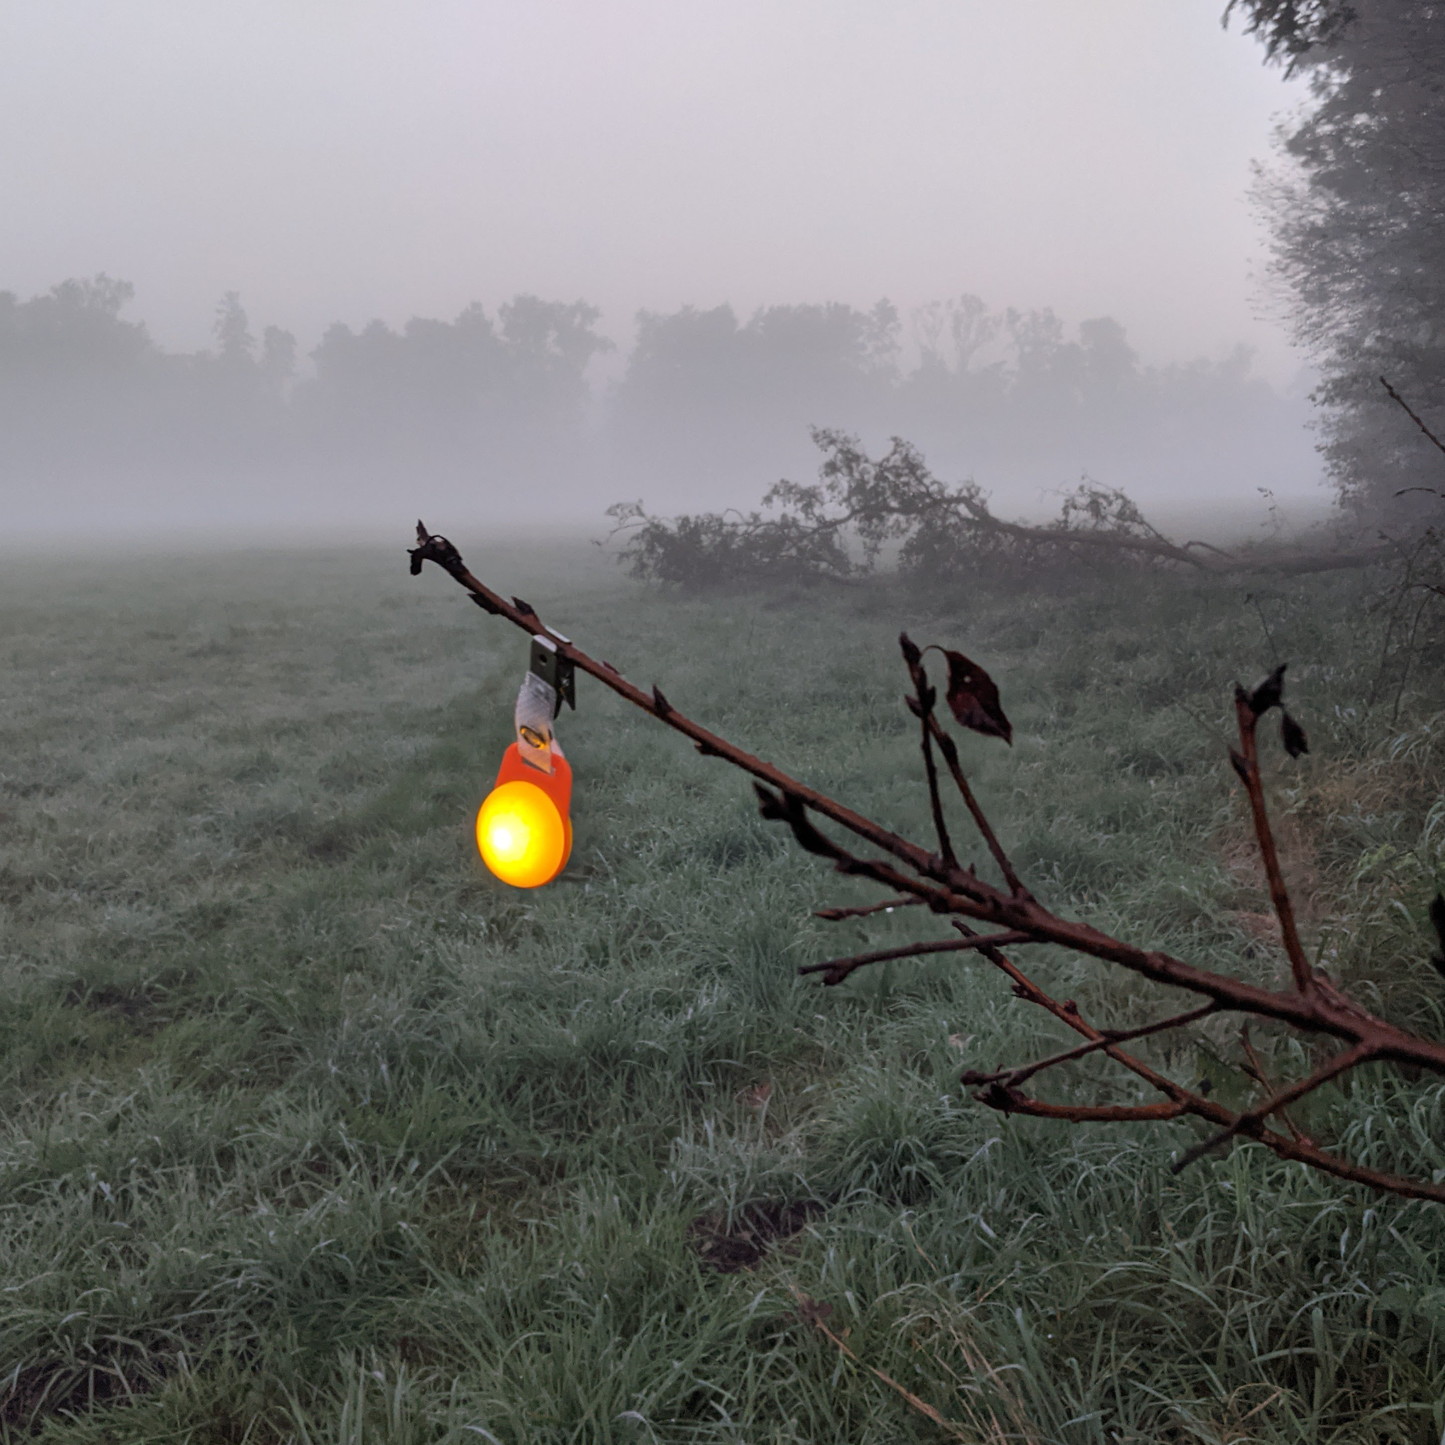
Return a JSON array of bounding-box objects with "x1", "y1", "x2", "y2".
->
[
  {"x1": 3, "y1": 0, "x2": 1438, "y2": 533},
  {"x1": 603, "y1": 0, "x2": 1445, "y2": 591},
  {"x1": 0, "y1": 277, "x2": 1311, "y2": 518},
  {"x1": 0, "y1": 280, "x2": 609, "y2": 507}
]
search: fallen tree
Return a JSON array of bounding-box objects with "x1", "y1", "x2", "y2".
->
[
  {"x1": 606, "y1": 428, "x2": 1395, "y2": 588},
  {"x1": 412, "y1": 520, "x2": 1445, "y2": 1204}
]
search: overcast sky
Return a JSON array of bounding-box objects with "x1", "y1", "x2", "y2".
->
[{"x1": 0, "y1": 1, "x2": 1309, "y2": 378}]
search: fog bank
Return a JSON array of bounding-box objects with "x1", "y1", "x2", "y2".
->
[{"x1": 0, "y1": 279, "x2": 1322, "y2": 546}]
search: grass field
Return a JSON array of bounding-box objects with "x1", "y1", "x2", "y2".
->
[{"x1": 2, "y1": 537, "x2": 1445, "y2": 1443}]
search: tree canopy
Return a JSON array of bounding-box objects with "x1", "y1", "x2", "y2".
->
[{"x1": 1237, "y1": 0, "x2": 1445, "y2": 520}]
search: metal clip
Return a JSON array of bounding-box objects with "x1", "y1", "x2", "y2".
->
[{"x1": 530, "y1": 635, "x2": 576, "y2": 715}]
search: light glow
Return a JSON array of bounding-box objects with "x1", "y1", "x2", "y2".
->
[{"x1": 476, "y1": 778, "x2": 571, "y2": 888}]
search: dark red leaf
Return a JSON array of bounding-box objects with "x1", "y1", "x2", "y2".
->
[
  {"x1": 898, "y1": 632, "x2": 922, "y2": 669},
  {"x1": 1281, "y1": 711, "x2": 1309, "y2": 758},
  {"x1": 938, "y1": 649, "x2": 1012, "y2": 744}
]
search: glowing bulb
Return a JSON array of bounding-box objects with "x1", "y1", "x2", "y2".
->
[{"x1": 476, "y1": 743, "x2": 573, "y2": 888}]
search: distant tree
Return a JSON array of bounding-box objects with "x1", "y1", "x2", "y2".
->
[
  {"x1": 1240, "y1": 0, "x2": 1445, "y2": 520},
  {"x1": 260, "y1": 325, "x2": 297, "y2": 393},
  {"x1": 213, "y1": 291, "x2": 255, "y2": 365},
  {"x1": 301, "y1": 296, "x2": 608, "y2": 492},
  {"x1": 608, "y1": 429, "x2": 1376, "y2": 592},
  {"x1": 888, "y1": 297, "x2": 1310, "y2": 508},
  {"x1": 0, "y1": 275, "x2": 159, "y2": 489},
  {"x1": 607, "y1": 299, "x2": 899, "y2": 500},
  {"x1": 1077, "y1": 316, "x2": 1138, "y2": 395},
  {"x1": 0, "y1": 275, "x2": 152, "y2": 381},
  {"x1": 913, "y1": 293, "x2": 999, "y2": 373},
  {"x1": 498, "y1": 295, "x2": 611, "y2": 405}
]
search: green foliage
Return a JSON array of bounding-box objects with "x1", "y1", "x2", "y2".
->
[
  {"x1": 1247, "y1": 0, "x2": 1445, "y2": 523},
  {"x1": 609, "y1": 428, "x2": 1195, "y2": 590},
  {"x1": 1224, "y1": 0, "x2": 1356, "y2": 72},
  {"x1": 2, "y1": 543, "x2": 1445, "y2": 1441},
  {"x1": 603, "y1": 495, "x2": 859, "y2": 589}
]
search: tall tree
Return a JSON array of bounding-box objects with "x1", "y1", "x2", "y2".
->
[{"x1": 1236, "y1": 0, "x2": 1445, "y2": 518}]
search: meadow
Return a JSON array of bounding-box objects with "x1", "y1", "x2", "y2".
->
[{"x1": 2, "y1": 536, "x2": 1444, "y2": 1443}]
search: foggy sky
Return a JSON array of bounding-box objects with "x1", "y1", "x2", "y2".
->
[{"x1": 0, "y1": 1, "x2": 1309, "y2": 379}]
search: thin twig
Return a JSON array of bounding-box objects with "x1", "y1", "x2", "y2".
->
[
  {"x1": 787, "y1": 1287, "x2": 974, "y2": 1442},
  {"x1": 814, "y1": 896, "x2": 925, "y2": 921},
  {"x1": 962, "y1": 1003, "x2": 1221, "y2": 1091},
  {"x1": 900, "y1": 636, "x2": 1024, "y2": 894},
  {"x1": 1172, "y1": 1042, "x2": 1374, "y2": 1175},
  {"x1": 799, "y1": 931, "x2": 1033, "y2": 987},
  {"x1": 926, "y1": 716, "x2": 1030, "y2": 898},
  {"x1": 1233, "y1": 692, "x2": 1314, "y2": 992},
  {"x1": 918, "y1": 707, "x2": 958, "y2": 867},
  {"x1": 1240, "y1": 1025, "x2": 1311, "y2": 1145},
  {"x1": 1381, "y1": 376, "x2": 1445, "y2": 458},
  {"x1": 1246, "y1": 593, "x2": 1281, "y2": 665}
]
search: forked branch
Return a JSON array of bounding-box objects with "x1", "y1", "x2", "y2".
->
[{"x1": 411, "y1": 521, "x2": 1445, "y2": 1203}]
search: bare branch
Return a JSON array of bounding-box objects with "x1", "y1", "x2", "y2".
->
[
  {"x1": 1239, "y1": 1025, "x2": 1312, "y2": 1145},
  {"x1": 960, "y1": 1003, "x2": 1222, "y2": 1091},
  {"x1": 926, "y1": 717, "x2": 1030, "y2": 899},
  {"x1": 799, "y1": 931, "x2": 1033, "y2": 988},
  {"x1": 953, "y1": 924, "x2": 1445, "y2": 1201},
  {"x1": 412, "y1": 522, "x2": 1445, "y2": 1203},
  {"x1": 1171, "y1": 1042, "x2": 1375, "y2": 1175},
  {"x1": 1232, "y1": 681, "x2": 1314, "y2": 992},
  {"x1": 899, "y1": 633, "x2": 1027, "y2": 896},
  {"x1": 814, "y1": 896, "x2": 924, "y2": 921}
]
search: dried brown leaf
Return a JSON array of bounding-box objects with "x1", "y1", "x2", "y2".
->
[
  {"x1": 1281, "y1": 711, "x2": 1309, "y2": 758},
  {"x1": 936, "y1": 648, "x2": 1012, "y2": 744}
]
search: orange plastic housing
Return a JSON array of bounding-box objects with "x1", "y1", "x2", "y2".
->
[{"x1": 493, "y1": 741, "x2": 573, "y2": 813}]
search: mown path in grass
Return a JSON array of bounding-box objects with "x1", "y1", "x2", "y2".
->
[{"x1": 1, "y1": 540, "x2": 1443, "y2": 1443}]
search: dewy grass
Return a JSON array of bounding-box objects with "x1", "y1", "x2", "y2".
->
[{"x1": 1, "y1": 542, "x2": 1444, "y2": 1443}]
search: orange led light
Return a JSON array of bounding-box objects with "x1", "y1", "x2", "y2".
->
[{"x1": 476, "y1": 744, "x2": 573, "y2": 888}]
